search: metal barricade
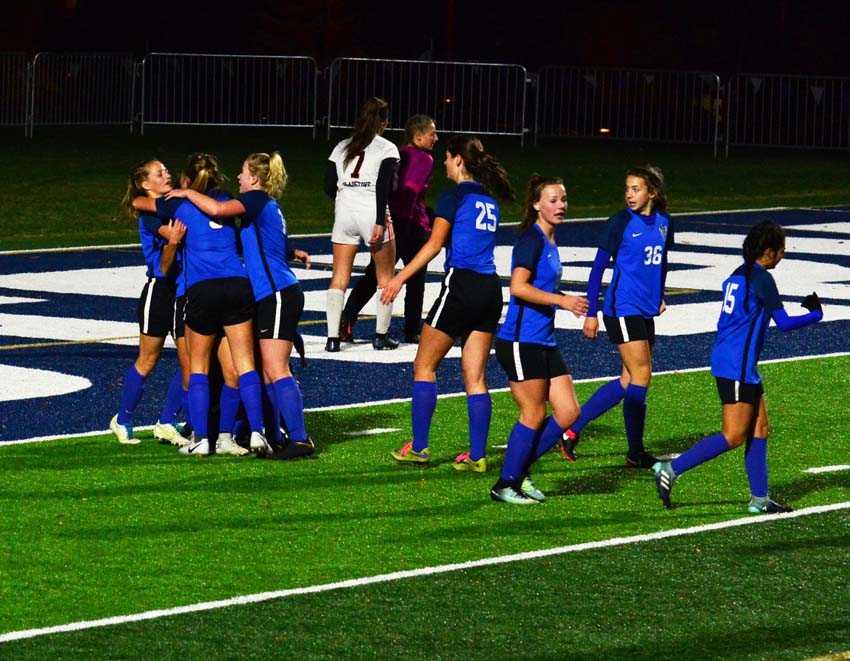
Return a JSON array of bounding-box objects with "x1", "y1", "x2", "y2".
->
[
  {"x1": 327, "y1": 58, "x2": 529, "y2": 143},
  {"x1": 141, "y1": 53, "x2": 318, "y2": 135},
  {"x1": 0, "y1": 53, "x2": 30, "y2": 130},
  {"x1": 726, "y1": 73, "x2": 850, "y2": 152},
  {"x1": 29, "y1": 52, "x2": 135, "y2": 135},
  {"x1": 536, "y1": 66, "x2": 721, "y2": 155}
]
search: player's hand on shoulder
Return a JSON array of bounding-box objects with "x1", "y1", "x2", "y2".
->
[
  {"x1": 560, "y1": 294, "x2": 589, "y2": 317},
  {"x1": 582, "y1": 315, "x2": 599, "y2": 339},
  {"x1": 165, "y1": 189, "x2": 189, "y2": 199}
]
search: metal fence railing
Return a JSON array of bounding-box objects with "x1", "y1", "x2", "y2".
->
[
  {"x1": 536, "y1": 66, "x2": 722, "y2": 155},
  {"x1": 725, "y1": 73, "x2": 850, "y2": 152},
  {"x1": 29, "y1": 52, "x2": 135, "y2": 136},
  {"x1": 141, "y1": 53, "x2": 318, "y2": 135},
  {"x1": 0, "y1": 53, "x2": 30, "y2": 129},
  {"x1": 327, "y1": 58, "x2": 529, "y2": 143}
]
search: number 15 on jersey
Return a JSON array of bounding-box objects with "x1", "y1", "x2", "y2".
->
[{"x1": 723, "y1": 282, "x2": 739, "y2": 314}]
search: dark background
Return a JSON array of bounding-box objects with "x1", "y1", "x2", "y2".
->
[{"x1": 4, "y1": 0, "x2": 850, "y2": 75}]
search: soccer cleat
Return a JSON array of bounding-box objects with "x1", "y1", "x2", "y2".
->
[
  {"x1": 110, "y1": 415, "x2": 139, "y2": 445},
  {"x1": 154, "y1": 421, "x2": 185, "y2": 446},
  {"x1": 559, "y1": 429, "x2": 579, "y2": 462},
  {"x1": 325, "y1": 337, "x2": 340, "y2": 353},
  {"x1": 372, "y1": 333, "x2": 399, "y2": 350},
  {"x1": 654, "y1": 462, "x2": 675, "y2": 509},
  {"x1": 521, "y1": 476, "x2": 545, "y2": 502},
  {"x1": 748, "y1": 497, "x2": 793, "y2": 514},
  {"x1": 249, "y1": 431, "x2": 272, "y2": 456},
  {"x1": 215, "y1": 433, "x2": 250, "y2": 457},
  {"x1": 391, "y1": 441, "x2": 430, "y2": 464},
  {"x1": 262, "y1": 437, "x2": 316, "y2": 460},
  {"x1": 625, "y1": 451, "x2": 659, "y2": 470},
  {"x1": 452, "y1": 451, "x2": 487, "y2": 472},
  {"x1": 490, "y1": 485, "x2": 540, "y2": 505},
  {"x1": 338, "y1": 315, "x2": 354, "y2": 342},
  {"x1": 179, "y1": 438, "x2": 212, "y2": 456}
]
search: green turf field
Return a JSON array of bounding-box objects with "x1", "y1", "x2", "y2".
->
[
  {"x1": 2, "y1": 126, "x2": 850, "y2": 250},
  {"x1": 2, "y1": 355, "x2": 849, "y2": 658}
]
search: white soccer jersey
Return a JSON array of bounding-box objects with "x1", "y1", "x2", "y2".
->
[{"x1": 329, "y1": 135, "x2": 400, "y2": 216}]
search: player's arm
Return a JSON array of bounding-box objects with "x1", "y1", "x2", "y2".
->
[
  {"x1": 659, "y1": 215, "x2": 675, "y2": 312},
  {"x1": 132, "y1": 196, "x2": 157, "y2": 214},
  {"x1": 510, "y1": 267, "x2": 588, "y2": 316},
  {"x1": 323, "y1": 161, "x2": 338, "y2": 199},
  {"x1": 771, "y1": 293, "x2": 823, "y2": 331},
  {"x1": 374, "y1": 158, "x2": 399, "y2": 227},
  {"x1": 165, "y1": 189, "x2": 245, "y2": 218},
  {"x1": 159, "y1": 219, "x2": 186, "y2": 275},
  {"x1": 380, "y1": 217, "x2": 451, "y2": 304}
]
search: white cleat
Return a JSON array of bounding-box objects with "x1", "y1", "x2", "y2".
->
[
  {"x1": 153, "y1": 421, "x2": 186, "y2": 446},
  {"x1": 249, "y1": 431, "x2": 272, "y2": 456},
  {"x1": 490, "y1": 485, "x2": 540, "y2": 505},
  {"x1": 110, "y1": 415, "x2": 139, "y2": 445},
  {"x1": 521, "y1": 477, "x2": 546, "y2": 502},
  {"x1": 179, "y1": 438, "x2": 211, "y2": 456},
  {"x1": 216, "y1": 433, "x2": 250, "y2": 457}
]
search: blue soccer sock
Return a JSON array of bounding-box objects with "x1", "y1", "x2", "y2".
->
[
  {"x1": 745, "y1": 437, "x2": 769, "y2": 498},
  {"x1": 671, "y1": 432, "x2": 730, "y2": 476},
  {"x1": 467, "y1": 393, "x2": 491, "y2": 461},
  {"x1": 500, "y1": 422, "x2": 537, "y2": 484},
  {"x1": 572, "y1": 378, "x2": 625, "y2": 433},
  {"x1": 188, "y1": 373, "x2": 210, "y2": 439},
  {"x1": 117, "y1": 365, "x2": 146, "y2": 425},
  {"x1": 623, "y1": 384, "x2": 648, "y2": 459},
  {"x1": 412, "y1": 381, "x2": 437, "y2": 452},
  {"x1": 274, "y1": 376, "x2": 308, "y2": 442},
  {"x1": 263, "y1": 383, "x2": 281, "y2": 443},
  {"x1": 532, "y1": 416, "x2": 566, "y2": 461},
  {"x1": 158, "y1": 369, "x2": 183, "y2": 425},
  {"x1": 182, "y1": 387, "x2": 191, "y2": 428},
  {"x1": 218, "y1": 384, "x2": 241, "y2": 437},
  {"x1": 238, "y1": 371, "x2": 264, "y2": 434}
]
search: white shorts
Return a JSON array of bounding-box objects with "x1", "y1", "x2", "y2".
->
[{"x1": 331, "y1": 211, "x2": 394, "y2": 246}]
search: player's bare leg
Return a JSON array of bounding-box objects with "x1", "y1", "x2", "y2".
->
[{"x1": 327, "y1": 242, "x2": 358, "y2": 351}]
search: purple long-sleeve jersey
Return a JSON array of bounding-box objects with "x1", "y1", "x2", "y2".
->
[{"x1": 389, "y1": 144, "x2": 434, "y2": 232}]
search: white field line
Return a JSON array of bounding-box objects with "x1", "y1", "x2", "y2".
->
[
  {"x1": 0, "y1": 206, "x2": 799, "y2": 256},
  {"x1": 2, "y1": 500, "x2": 848, "y2": 644},
  {"x1": 804, "y1": 465, "x2": 850, "y2": 475},
  {"x1": 342, "y1": 428, "x2": 400, "y2": 436},
  {"x1": 2, "y1": 351, "x2": 848, "y2": 448}
]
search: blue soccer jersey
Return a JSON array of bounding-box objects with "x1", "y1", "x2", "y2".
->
[
  {"x1": 498, "y1": 225, "x2": 563, "y2": 346},
  {"x1": 711, "y1": 263, "x2": 783, "y2": 384},
  {"x1": 155, "y1": 195, "x2": 246, "y2": 289},
  {"x1": 238, "y1": 190, "x2": 298, "y2": 301},
  {"x1": 600, "y1": 209, "x2": 673, "y2": 318},
  {"x1": 138, "y1": 214, "x2": 171, "y2": 280},
  {"x1": 434, "y1": 181, "x2": 499, "y2": 275}
]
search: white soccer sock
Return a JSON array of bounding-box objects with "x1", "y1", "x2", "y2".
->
[
  {"x1": 375, "y1": 289, "x2": 393, "y2": 335},
  {"x1": 326, "y1": 288, "x2": 345, "y2": 338}
]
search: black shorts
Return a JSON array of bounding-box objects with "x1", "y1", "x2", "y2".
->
[
  {"x1": 137, "y1": 278, "x2": 175, "y2": 338},
  {"x1": 425, "y1": 268, "x2": 502, "y2": 339},
  {"x1": 715, "y1": 377, "x2": 764, "y2": 406},
  {"x1": 186, "y1": 277, "x2": 255, "y2": 336},
  {"x1": 495, "y1": 339, "x2": 569, "y2": 382},
  {"x1": 255, "y1": 284, "x2": 304, "y2": 341},
  {"x1": 602, "y1": 314, "x2": 656, "y2": 347},
  {"x1": 173, "y1": 295, "x2": 187, "y2": 339}
]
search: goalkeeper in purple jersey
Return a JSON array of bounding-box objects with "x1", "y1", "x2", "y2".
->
[{"x1": 653, "y1": 221, "x2": 823, "y2": 513}]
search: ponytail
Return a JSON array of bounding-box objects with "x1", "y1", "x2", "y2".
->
[
  {"x1": 346, "y1": 97, "x2": 389, "y2": 166},
  {"x1": 520, "y1": 174, "x2": 563, "y2": 232},
  {"x1": 626, "y1": 164, "x2": 667, "y2": 214},
  {"x1": 245, "y1": 151, "x2": 288, "y2": 198},
  {"x1": 183, "y1": 152, "x2": 225, "y2": 194},
  {"x1": 446, "y1": 135, "x2": 514, "y2": 202}
]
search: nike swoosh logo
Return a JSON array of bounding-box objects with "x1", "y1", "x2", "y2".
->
[
  {"x1": 187, "y1": 442, "x2": 204, "y2": 453},
  {"x1": 209, "y1": 221, "x2": 223, "y2": 230},
  {"x1": 632, "y1": 232, "x2": 643, "y2": 237}
]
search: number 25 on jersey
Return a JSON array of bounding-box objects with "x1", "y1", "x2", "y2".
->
[{"x1": 474, "y1": 201, "x2": 497, "y2": 232}]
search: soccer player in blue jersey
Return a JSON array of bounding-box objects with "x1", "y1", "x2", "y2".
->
[
  {"x1": 133, "y1": 163, "x2": 269, "y2": 457},
  {"x1": 561, "y1": 166, "x2": 674, "y2": 469},
  {"x1": 653, "y1": 221, "x2": 823, "y2": 512},
  {"x1": 167, "y1": 152, "x2": 314, "y2": 460},
  {"x1": 111, "y1": 159, "x2": 187, "y2": 445},
  {"x1": 382, "y1": 136, "x2": 514, "y2": 469},
  {"x1": 490, "y1": 176, "x2": 588, "y2": 504}
]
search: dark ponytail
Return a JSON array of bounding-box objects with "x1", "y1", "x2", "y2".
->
[
  {"x1": 741, "y1": 220, "x2": 786, "y2": 310},
  {"x1": 345, "y1": 97, "x2": 389, "y2": 166},
  {"x1": 520, "y1": 174, "x2": 563, "y2": 232},
  {"x1": 446, "y1": 135, "x2": 514, "y2": 202},
  {"x1": 626, "y1": 164, "x2": 667, "y2": 214}
]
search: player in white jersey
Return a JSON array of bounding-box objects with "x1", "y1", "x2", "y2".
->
[{"x1": 324, "y1": 97, "x2": 400, "y2": 352}]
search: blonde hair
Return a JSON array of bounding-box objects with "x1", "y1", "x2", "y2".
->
[
  {"x1": 245, "y1": 151, "x2": 287, "y2": 198},
  {"x1": 183, "y1": 152, "x2": 225, "y2": 193},
  {"x1": 120, "y1": 158, "x2": 159, "y2": 220}
]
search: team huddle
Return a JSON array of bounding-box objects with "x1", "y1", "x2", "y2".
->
[{"x1": 113, "y1": 97, "x2": 825, "y2": 512}]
